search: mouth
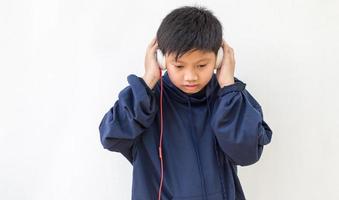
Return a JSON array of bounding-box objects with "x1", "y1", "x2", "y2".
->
[{"x1": 184, "y1": 84, "x2": 199, "y2": 89}]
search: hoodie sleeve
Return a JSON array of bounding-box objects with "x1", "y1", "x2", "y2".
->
[
  {"x1": 210, "y1": 78, "x2": 273, "y2": 166},
  {"x1": 99, "y1": 74, "x2": 158, "y2": 163}
]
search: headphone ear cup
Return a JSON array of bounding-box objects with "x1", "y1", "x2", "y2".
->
[
  {"x1": 156, "y1": 49, "x2": 166, "y2": 70},
  {"x1": 215, "y1": 47, "x2": 223, "y2": 69}
]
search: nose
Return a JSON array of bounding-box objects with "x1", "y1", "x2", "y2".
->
[{"x1": 184, "y1": 70, "x2": 198, "y2": 82}]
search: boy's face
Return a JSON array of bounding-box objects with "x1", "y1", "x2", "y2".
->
[{"x1": 165, "y1": 49, "x2": 216, "y2": 94}]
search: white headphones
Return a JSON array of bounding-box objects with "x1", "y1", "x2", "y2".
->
[{"x1": 156, "y1": 47, "x2": 223, "y2": 70}]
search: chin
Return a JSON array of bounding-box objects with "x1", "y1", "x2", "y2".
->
[{"x1": 182, "y1": 87, "x2": 201, "y2": 94}]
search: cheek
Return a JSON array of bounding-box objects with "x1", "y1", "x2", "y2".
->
[
  {"x1": 169, "y1": 74, "x2": 182, "y2": 85},
  {"x1": 167, "y1": 70, "x2": 181, "y2": 83},
  {"x1": 200, "y1": 71, "x2": 214, "y2": 83}
]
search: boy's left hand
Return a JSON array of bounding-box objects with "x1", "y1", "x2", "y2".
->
[{"x1": 216, "y1": 39, "x2": 236, "y2": 88}]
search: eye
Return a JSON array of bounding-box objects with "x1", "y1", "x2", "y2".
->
[
  {"x1": 198, "y1": 64, "x2": 207, "y2": 68},
  {"x1": 175, "y1": 65, "x2": 184, "y2": 68}
]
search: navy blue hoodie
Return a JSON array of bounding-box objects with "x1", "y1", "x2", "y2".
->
[{"x1": 99, "y1": 71, "x2": 273, "y2": 200}]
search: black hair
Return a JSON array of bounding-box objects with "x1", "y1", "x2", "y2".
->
[{"x1": 156, "y1": 5, "x2": 223, "y2": 62}]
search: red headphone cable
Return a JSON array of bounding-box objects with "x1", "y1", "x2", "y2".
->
[{"x1": 157, "y1": 69, "x2": 164, "y2": 200}]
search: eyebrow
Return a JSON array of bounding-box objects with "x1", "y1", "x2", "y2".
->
[{"x1": 173, "y1": 58, "x2": 210, "y2": 64}]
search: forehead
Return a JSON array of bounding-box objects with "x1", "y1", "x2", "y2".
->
[{"x1": 167, "y1": 50, "x2": 214, "y2": 63}]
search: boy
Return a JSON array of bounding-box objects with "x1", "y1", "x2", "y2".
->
[{"x1": 99, "y1": 5, "x2": 273, "y2": 200}]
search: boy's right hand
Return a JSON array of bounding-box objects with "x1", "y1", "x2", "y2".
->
[{"x1": 142, "y1": 37, "x2": 161, "y2": 90}]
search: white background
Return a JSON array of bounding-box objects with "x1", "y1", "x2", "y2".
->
[{"x1": 1, "y1": 0, "x2": 339, "y2": 199}]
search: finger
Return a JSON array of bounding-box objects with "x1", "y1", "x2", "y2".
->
[
  {"x1": 148, "y1": 37, "x2": 157, "y2": 49},
  {"x1": 223, "y1": 40, "x2": 233, "y2": 50},
  {"x1": 227, "y1": 47, "x2": 233, "y2": 53},
  {"x1": 229, "y1": 48, "x2": 235, "y2": 57},
  {"x1": 152, "y1": 37, "x2": 158, "y2": 45},
  {"x1": 228, "y1": 48, "x2": 235, "y2": 62},
  {"x1": 150, "y1": 41, "x2": 158, "y2": 53},
  {"x1": 221, "y1": 40, "x2": 225, "y2": 49},
  {"x1": 222, "y1": 40, "x2": 231, "y2": 52},
  {"x1": 222, "y1": 39, "x2": 228, "y2": 47}
]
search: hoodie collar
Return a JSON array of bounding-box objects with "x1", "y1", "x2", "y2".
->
[{"x1": 162, "y1": 71, "x2": 219, "y2": 105}]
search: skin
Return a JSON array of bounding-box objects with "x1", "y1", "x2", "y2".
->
[
  {"x1": 165, "y1": 49, "x2": 216, "y2": 94},
  {"x1": 143, "y1": 37, "x2": 235, "y2": 93}
]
